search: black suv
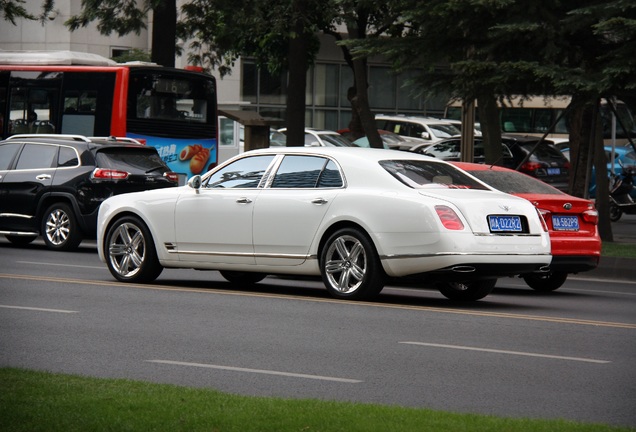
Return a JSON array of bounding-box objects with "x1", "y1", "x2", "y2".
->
[{"x1": 0, "y1": 134, "x2": 178, "y2": 250}]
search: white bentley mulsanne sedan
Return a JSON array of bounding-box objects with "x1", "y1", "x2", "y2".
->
[{"x1": 97, "y1": 147, "x2": 551, "y2": 301}]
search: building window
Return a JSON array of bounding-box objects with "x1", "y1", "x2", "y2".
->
[{"x1": 240, "y1": 60, "x2": 445, "y2": 131}]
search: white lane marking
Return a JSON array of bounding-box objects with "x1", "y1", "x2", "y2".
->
[
  {"x1": 399, "y1": 342, "x2": 611, "y2": 364},
  {"x1": 147, "y1": 359, "x2": 362, "y2": 383},
  {"x1": 16, "y1": 261, "x2": 105, "y2": 270},
  {"x1": 0, "y1": 304, "x2": 78, "y2": 314}
]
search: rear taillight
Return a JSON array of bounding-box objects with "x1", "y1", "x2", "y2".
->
[
  {"x1": 165, "y1": 172, "x2": 179, "y2": 183},
  {"x1": 435, "y1": 205, "x2": 465, "y2": 230},
  {"x1": 582, "y1": 208, "x2": 599, "y2": 225},
  {"x1": 520, "y1": 162, "x2": 542, "y2": 173},
  {"x1": 92, "y1": 168, "x2": 129, "y2": 180},
  {"x1": 536, "y1": 208, "x2": 549, "y2": 232}
]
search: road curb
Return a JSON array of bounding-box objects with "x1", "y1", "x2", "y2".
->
[{"x1": 586, "y1": 256, "x2": 636, "y2": 281}]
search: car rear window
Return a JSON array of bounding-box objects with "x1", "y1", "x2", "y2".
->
[
  {"x1": 467, "y1": 169, "x2": 564, "y2": 195},
  {"x1": 95, "y1": 148, "x2": 168, "y2": 174},
  {"x1": 520, "y1": 143, "x2": 567, "y2": 162},
  {"x1": 380, "y1": 160, "x2": 489, "y2": 190}
]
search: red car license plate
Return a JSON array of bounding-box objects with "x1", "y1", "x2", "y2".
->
[
  {"x1": 552, "y1": 215, "x2": 579, "y2": 231},
  {"x1": 488, "y1": 215, "x2": 522, "y2": 232}
]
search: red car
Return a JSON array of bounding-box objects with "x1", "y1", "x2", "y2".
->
[{"x1": 453, "y1": 162, "x2": 601, "y2": 291}]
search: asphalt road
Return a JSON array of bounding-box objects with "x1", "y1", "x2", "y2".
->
[{"x1": 0, "y1": 239, "x2": 634, "y2": 428}]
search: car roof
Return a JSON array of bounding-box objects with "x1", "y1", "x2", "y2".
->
[
  {"x1": 375, "y1": 114, "x2": 458, "y2": 125},
  {"x1": 241, "y1": 145, "x2": 441, "y2": 163},
  {"x1": 2, "y1": 134, "x2": 149, "y2": 149}
]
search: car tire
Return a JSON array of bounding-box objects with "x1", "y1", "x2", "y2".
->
[
  {"x1": 522, "y1": 271, "x2": 568, "y2": 292},
  {"x1": 220, "y1": 271, "x2": 266, "y2": 285},
  {"x1": 436, "y1": 279, "x2": 496, "y2": 301},
  {"x1": 5, "y1": 234, "x2": 38, "y2": 246},
  {"x1": 320, "y1": 227, "x2": 385, "y2": 300},
  {"x1": 609, "y1": 203, "x2": 622, "y2": 222},
  {"x1": 104, "y1": 215, "x2": 163, "y2": 283},
  {"x1": 41, "y1": 203, "x2": 82, "y2": 251}
]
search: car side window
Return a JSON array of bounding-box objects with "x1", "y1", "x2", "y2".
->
[
  {"x1": 15, "y1": 144, "x2": 58, "y2": 170},
  {"x1": 410, "y1": 124, "x2": 426, "y2": 139},
  {"x1": 317, "y1": 160, "x2": 343, "y2": 188},
  {"x1": 0, "y1": 143, "x2": 22, "y2": 170},
  {"x1": 205, "y1": 155, "x2": 275, "y2": 189},
  {"x1": 58, "y1": 146, "x2": 80, "y2": 167},
  {"x1": 271, "y1": 155, "x2": 332, "y2": 188}
]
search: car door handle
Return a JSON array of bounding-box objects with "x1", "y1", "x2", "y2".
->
[
  {"x1": 36, "y1": 174, "x2": 52, "y2": 181},
  {"x1": 311, "y1": 198, "x2": 328, "y2": 205},
  {"x1": 236, "y1": 197, "x2": 252, "y2": 204}
]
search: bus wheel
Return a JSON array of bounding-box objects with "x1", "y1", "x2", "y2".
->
[{"x1": 219, "y1": 271, "x2": 266, "y2": 285}]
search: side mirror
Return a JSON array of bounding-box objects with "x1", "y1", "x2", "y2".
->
[
  {"x1": 420, "y1": 132, "x2": 431, "y2": 140},
  {"x1": 188, "y1": 175, "x2": 202, "y2": 190}
]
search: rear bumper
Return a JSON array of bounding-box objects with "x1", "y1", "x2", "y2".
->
[
  {"x1": 425, "y1": 262, "x2": 551, "y2": 280},
  {"x1": 548, "y1": 255, "x2": 600, "y2": 273}
]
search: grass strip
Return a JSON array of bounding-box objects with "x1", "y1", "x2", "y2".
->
[
  {"x1": 602, "y1": 241, "x2": 636, "y2": 258},
  {"x1": 1, "y1": 368, "x2": 632, "y2": 432}
]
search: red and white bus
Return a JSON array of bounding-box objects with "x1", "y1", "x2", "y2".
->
[{"x1": 0, "y1": 50, "x2": 218, "y2": 179}]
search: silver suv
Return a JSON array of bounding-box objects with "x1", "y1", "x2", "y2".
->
[{"x1": 375, "y1": 114, "x2": 461, "y2": 144}]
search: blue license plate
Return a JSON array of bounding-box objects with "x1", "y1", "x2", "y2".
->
[
  {"x1": 547, "y1": 167, "x2": 561, "y2": 175},
  {"x1": 552, "y1": 215, "x2": 579, "y2": 231},
  {"x1": 488, "y1": 215, "x2": 522, "y2": 232}
]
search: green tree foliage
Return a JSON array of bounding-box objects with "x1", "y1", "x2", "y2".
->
[
  {"x1": 65, "y1": 0, "x2": 176, "y2": 67},
  {"x1": 179, "y1": 0, "x2": 330, "y2": 147},
  {"x1": 1, "y1": 0, "x2": 53, "y2": 24},
  {"x1": 351, "y1": 0, "x2": 635, "y2": 239}
]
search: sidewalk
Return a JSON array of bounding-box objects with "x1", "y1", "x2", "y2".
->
[{"x1": 587, "y1": 214, "x2": 636, "y2": 281}]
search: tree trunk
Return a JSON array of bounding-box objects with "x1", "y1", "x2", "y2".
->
[
  {"x1": 592, "y1": 103, "x2": 613, "y2": 242},
  {"x1": 349, "y1": 57, "x2": 382, "y2": 148},
  {"x1": 567, "y1": 96, "x2": 595, "y2": 198},
  {"x1": 477, "y1": 93, "x2": 503, "y2": 165},
  {"x1": 151, "y1": 0, "x2": 176, "y2": 67},
  {"x1": 285, "y1": 0, "x2": 309, "y2": 147}
]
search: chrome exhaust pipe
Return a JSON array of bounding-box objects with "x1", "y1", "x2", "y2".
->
[
  {"x1": 537, "y1": 265, "x2": 551, "y2": 273},
  {"x1": 451, "y1": 266, "x2": 477, "y2": 273}
]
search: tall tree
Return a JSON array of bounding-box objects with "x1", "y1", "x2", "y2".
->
[
  {"x1": 179, "y1": 0, "x2": 330, "y2": 147},
  {"x1": 324, "y1": 1, "x2": 407, "y2": 148},
  {"x1": 352, "y1": 0, "x2": 636, "y2": 241}
]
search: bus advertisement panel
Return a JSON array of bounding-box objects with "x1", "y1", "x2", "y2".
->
[{"x1": 0, "y1": 51, "x2": 218, "y2": 180}]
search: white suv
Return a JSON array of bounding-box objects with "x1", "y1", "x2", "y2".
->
[{"x1": 375, "y1": 114, "x2": 461, "y2": 144}]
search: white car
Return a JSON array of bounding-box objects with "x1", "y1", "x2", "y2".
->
[
  {"x1": 97, "y1": 147, "x2": 551, "y2": 301},
  {"x1": 375, "y1": 114, "x2": 461, "y2": 144},
  {"x1": 278, "y1": 128, "x2": 354, "y2": 147}
]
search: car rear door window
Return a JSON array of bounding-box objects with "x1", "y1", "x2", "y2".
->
[
  {"x1": 271, "y1": 155, "x2": 343, "y2": 188},
  {"x1": 58, "y1": 146, "x2": 79, "y2": 167},
  {"x1": 15, "y1": 144, "x2": 58, "y2": 170}
]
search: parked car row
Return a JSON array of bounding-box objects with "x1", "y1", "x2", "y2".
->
[
  {"x1": 412, "y1": 135, "x2": 571, "y2": 191},
  {"x1": 561, "y1": 143, "x2": 636, "y2": 199},
  {"x1": 1, "y1": 133, "x2": 601, "y2": 301}
]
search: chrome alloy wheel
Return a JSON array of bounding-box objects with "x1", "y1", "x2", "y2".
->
[
  {"x1": 108, "y1": 222, "x2": 147, "y2": 278},
  {"x1": 44, "y1": 208, "x2": 71, "y2": 246},
  {"x1": 324, "y1": 234, "x2": 367, "y2": 294}
]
